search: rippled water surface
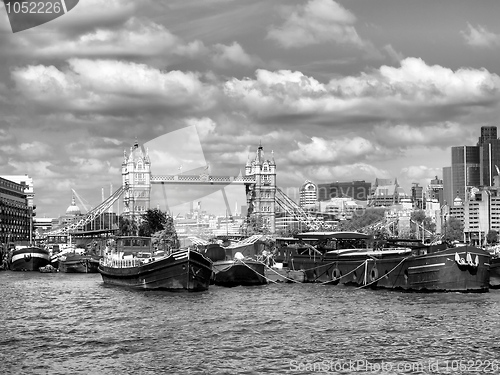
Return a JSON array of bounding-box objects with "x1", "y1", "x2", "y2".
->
[{"x1": 1, "y1": 271, "x2": 500, "y2": 374}]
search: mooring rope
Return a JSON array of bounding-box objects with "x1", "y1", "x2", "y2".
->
[
  {"x1": 239, "y1": 259, "x2": 277, "y2": 284},
  {"x1": 321, "y1": 259, "x2": 368, "y2": 285},
  {"x1": 256, "y1": 260, "x2": 302, "y2": 283},
  {"x1": 356, "y1": 256, "x2": 410, "y2": 289}
]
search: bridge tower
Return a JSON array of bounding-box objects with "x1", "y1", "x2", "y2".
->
[
  {"x1": 245, "y1": 143, "x2": 276, "y2": 233},
  {"x1": 122, "y1": 141, "x2": 151, "y2": 218}
]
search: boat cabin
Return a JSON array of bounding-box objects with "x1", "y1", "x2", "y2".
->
[
  {"x1": 113, "y1": 236, "x2": 154, "y2": 257},
  {"x1": 275, "y1": 232, "x2": 370, "y2": 265}
]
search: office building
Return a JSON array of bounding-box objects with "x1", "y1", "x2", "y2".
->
[
  {"x1": 317, "y1": 180, "x2": 371, "y2": 201},
  {"x1": 451, "y1": 146, "x2": 480, "y2": 201},
  {"x1": 0, "y1": 177, "x2": 32, "y2": 243},
  {"x1": 299, "y1": 180, "x2": 318, "y2": 210}
]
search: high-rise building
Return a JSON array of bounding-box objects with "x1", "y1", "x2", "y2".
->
[
  {"x1": 478, "y1": 126, "x2": 497, "y2": 145},
  {"x1": 427, "y1": 176, "x2": 444, "y2": 205},
  {"x1": 299, "y1": 180, "x2": 318, "y2": 210},
  {"x1": 443, "y1": 167, "x2": 453, "y2": 206},
  {"x1": 451, "y1": 146, "x2": 480, "y2": 201},
  {"x1": 477, "y1": 126, "x2": 500, "y2": 187},
  {"x1": 411, "y1": 183, "x2": 424, "y2": 209}
]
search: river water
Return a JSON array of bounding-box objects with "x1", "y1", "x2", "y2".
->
[{"x1": 1, "y1": 271, "x2": 500, "y2": 375}]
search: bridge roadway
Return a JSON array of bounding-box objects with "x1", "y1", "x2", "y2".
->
[{"x1": 150, "y1": 174, "x2": 255, "y2": 185}]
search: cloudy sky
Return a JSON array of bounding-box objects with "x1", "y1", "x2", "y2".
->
[{"x1": 1, "y1": 0, "x2": 500, "y2": 218}]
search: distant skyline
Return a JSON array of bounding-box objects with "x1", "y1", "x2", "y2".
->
[{"x1": 1, "y1": 0, "x2": 500, "y2": 217}]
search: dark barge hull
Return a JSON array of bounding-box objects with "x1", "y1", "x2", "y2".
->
[
  {"x1": 212, "y1": 259, "x2": 267, "y2": 287},
  {"x1": 290, "y1": 246, "x2": 490, "y2": 292},
  {"x1": 11, "y1": 247, "x2": 50, "y2": 271},
  {"x1": 98, "y1": 250, "x2": 213, "y2": 292},
  {"x1": 489, "y1": 257, "x2": 500, "y2": 289},
  {"x1": 59, "y1": 254, "x2": 100, "y2": 273}
]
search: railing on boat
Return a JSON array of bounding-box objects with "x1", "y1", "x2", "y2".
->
[{"x1": 100, "y1": 258, "x2": 142, "y2": 268}]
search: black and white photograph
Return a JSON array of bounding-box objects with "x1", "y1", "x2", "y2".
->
[{"x1": 1, "y1": 1, "x2": 500, "y2": 374}]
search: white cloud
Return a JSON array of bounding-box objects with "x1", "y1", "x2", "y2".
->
[
  {"x1": 288, "y1": 136, "x2": 382, "y2": 165},
  {"x1": 212, "y1": 42, "x2": 257, "y2": 67},
  {"x1": 11, "y1": 59, "x2": 218, "y2": 113},
  {"x1": 373, "y1": 122, "x2": 466, "y2": 148},
  {"x1": 13, "y1": 17, "x2": 207, "y2": 62},
  {"x1": 400, "y1": 165, "x2": 442, "y2": 184},
  {"x1": 224, "y1": 57, "x2": 500, "y2": 121},
  {"x1": 31, "y1": 18, "x2": 179, "y2": 58},
  {"x1": 185, "y1": 117, "x2": 217, "y2": 139},
  {"x1": 284, "y1": 163, "x2": 390, "y2": 186},
  {"x1": 461, "y1": 23, "x2": 500, "y2": 48},
  {"x1": 267, "y1": 0, "x2": 365, "y2": 49}
]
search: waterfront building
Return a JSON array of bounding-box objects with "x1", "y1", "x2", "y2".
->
[
  {"x1": 427, "y1": 176, "x2": 444, "y2": 205},
  {"x1": 461, "y1": 174, "x2": 500, "y2": 244},
  {"x1": 317, "y1": 180, "x2": 371, "y2": 201},
  {"x1": 299, "y1": 180, "x2": 318, "y2": 212},
  {"x1": 0, "y1": 175, "x2": 34, "y2": 208},
  {"x1": 318, "y1": 197, "x2": 364, "y2": 220},
  {"x1": 368, "y1": 178, "x2": 408, "y2": 207},
  {"x1": 448, "y1": 195, "x2": 465, "y2": 228},
  {"x1": 464, "y1": 189, "x2": 489, "y2": 244},
  {"x1": 411, "y1": 183, "x2": 424, "y2": 209},
  {"x1": 33, "y1": 217, "x2": 56, "y2": 239},
  {"x1": 0, "y1": 177, "x2": 32, "y2": 243}
]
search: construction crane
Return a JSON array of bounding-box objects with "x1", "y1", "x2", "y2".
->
[{"x1": 71, "y1": 188, "x2": 91, "y2": 213}]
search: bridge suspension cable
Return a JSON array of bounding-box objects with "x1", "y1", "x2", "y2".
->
[
  {"x1": 44, "y1": 186, "x2": 125, "y2": 236},
  {"x1": 274, "y1": 188, "x2": 332, "y2": 231}
]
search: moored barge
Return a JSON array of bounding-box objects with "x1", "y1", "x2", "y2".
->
[
  {"x1": 98, "y1": 236, "x2": 213, "y2": 291},
  {"x1": 204, "y1": 243, "x2": 268, "y2": 287},
  {"x1": 277, "y1": 232, "x2": 490, "y2": 292},
  {"x1": 10, "y1": 246, "x2": 50, "y2": 271}
]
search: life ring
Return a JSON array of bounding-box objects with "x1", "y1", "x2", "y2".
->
[
  {"x1": 454, "y1": 252, "x2": 467, "y2": 266},
  {"x1": 331, "y1": 268, "x2": 342, "y2": 281},
  {"x1": 369, "y1": 266, "x2": 379, "y2": 282}
]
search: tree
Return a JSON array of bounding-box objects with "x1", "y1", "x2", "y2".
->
[
  {"x1": 487, "y1": 230, "x2": 498, "y2": 244},
  {"x1": 340, "y1": 208, "x2": 387, "y2": 231},
  {"x1": 243, "y1": 215, "x2": 270, "y2": 235},
  {"x1": 139, "y1": 208, "x2": 168, "y2": 237},
  {"x1": 152, "y1": 215, "x2": 179, "y2": 251},
  {"x1": 118, "y1": 215, "x2": 138, "y2": 236},
  {"x1": 443, "y1": 217, "x2": 463, "y2": 242}
]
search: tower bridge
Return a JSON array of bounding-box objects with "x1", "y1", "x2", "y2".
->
[
  {"x1": 46, "y1": 140, "x2": 329, "y2": 236},
  {"x1": 122, "y1": 141, "x2": 277, "y2": 232}
]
